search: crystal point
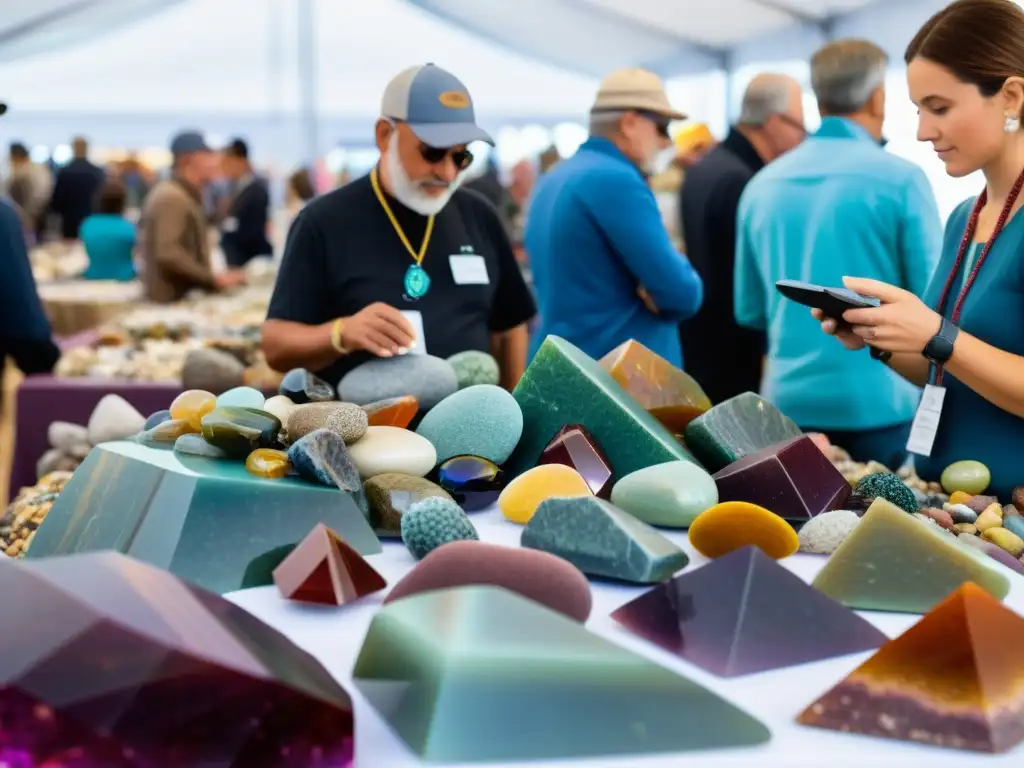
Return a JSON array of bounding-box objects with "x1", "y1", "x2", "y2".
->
[
  {"x1": 538, "y1": 424, "x2": 613, "y2": 498},
  {"x1": 273, "y1": 523, "x2": 386, "y2": 605}
]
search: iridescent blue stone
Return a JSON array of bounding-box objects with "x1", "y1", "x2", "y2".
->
[{"x1": 434, "y1": 455, "x2": 505, "y2": 512}]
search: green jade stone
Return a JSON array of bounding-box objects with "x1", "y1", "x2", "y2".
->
[
  {"x1": 352, "y1": 585, "x2": 770, "y2": 763},
  {"x1": 521, "y1": 496, "x2": 689, "y2": 583},
  {"x1": 813, "y1": 497, "x2": 1009, "y2": 614},
  {"x1": 684, "y1": 392, "x2": 802, "y2": 473},
  {"x1": 610, "y1": 460, "x2": 718, "y2": 528},
  {"x1": 504, "y1": 336, "x2": 696, "y2": 478},
  {"x1": 200, "y1": 406, "x2": 281, "y2": 458},
  {"x1": 941, "y1": 459, "x2": 992, "y2": 495},
  {"x1": 26, "y1": 441, "x2": 380, "y2": 594}
]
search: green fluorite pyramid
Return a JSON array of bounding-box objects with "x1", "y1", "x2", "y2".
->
[
  {"x1": 26, "y1": 441, "x2": 380, "y2": 593},
  {"x1": 505, "y1": 336, "x2": 696, "y2": 478},
  {"x1": 813, "y1": 497, "x2": 1010, "y2": 613},
  {"x1": 353, "y1": 585, "x2": 770, "y2": 762}
]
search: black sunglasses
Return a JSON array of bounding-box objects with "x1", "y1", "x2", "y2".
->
[
  {"x1": 418, "y1": 143, "x2": 474, "y2": 170},
  {"x1": 636, "y1": 110, "x2": 672, "y2": 138}
]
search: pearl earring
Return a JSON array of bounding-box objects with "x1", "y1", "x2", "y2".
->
[{"x1": 1005, "y1": 113, "x2": 1021, "y2": 133}]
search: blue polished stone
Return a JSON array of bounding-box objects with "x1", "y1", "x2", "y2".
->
[{"x1": 143, "y1": 409, "x2": 172, "y2": 430}]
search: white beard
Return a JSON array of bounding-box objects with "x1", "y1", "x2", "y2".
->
[{"x1": 384, "y1": 132, "x2": 462, "y2": 216}]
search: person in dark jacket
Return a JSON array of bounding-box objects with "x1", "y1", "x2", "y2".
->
[
  {"x1": 49, "y1": 136, "x2": 105, "y2": 240},
  {"x1": 219, "y1": 138, "x2": 272, "y2": 267},
  {"x1": 0, "y1": 197, "x2": 60, "y2": 380},
  {"x1": 678, "y1": 73, "x2": 805, "y2": 403}
]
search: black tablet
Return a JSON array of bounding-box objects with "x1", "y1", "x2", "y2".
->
[{"x1": 775, "y1": 279, "x2": 880, "y2": 320}]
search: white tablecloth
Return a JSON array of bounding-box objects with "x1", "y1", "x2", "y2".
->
[{"x1": 226, "y1": 508, "x2": 1024, "y2": 768}]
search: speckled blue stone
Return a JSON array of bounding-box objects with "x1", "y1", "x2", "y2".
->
[
  {"x1": 287, "y1": 428, "x2": 367, "y2": 515},
  {"x1": 417, "y1": 385, "x2": 523, "y2": 464}
]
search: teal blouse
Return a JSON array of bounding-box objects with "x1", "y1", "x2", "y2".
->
[
  {"x1": 80, "y1": 214, "x2": 136, "y2": 281},
  {"x1": 915, "y1": 199, "x2": 1024, "y2": 499}
]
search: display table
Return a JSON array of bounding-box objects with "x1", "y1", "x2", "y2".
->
[
  {"x1": 227, "y1": 508, "x2": 1024, "y2": 767},
  {"x1": 37, "y1": 280, "x2": 143, "y2": 336},
  {"x1": 7, "y1": 376, "x2": 181, "y2": 503}
]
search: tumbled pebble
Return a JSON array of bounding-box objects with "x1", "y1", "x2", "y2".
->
[
  {"x1": 797, "y1": 510, "x2": 860, "y2": 555},
  {"x1": 1006, "y1": 504, "x2": 1021, "y2": 520},
  {"x1": 981, "y1": 527, "x2": 1024, "y2": 557},
  {"x1": 279, "y1": 368, "x2": 335, "y2": 404},
  {"x1": 982, "y1": 502, "x2": 1003, "y2": 520},
  {"x1": 415, "y1": 385, "x2": 523, "y2": 465},
  {"x1": 346, "y1": 426, "x2": 437, "y2": 478},
  {"x1": 287, "y1": 402, "x2": 368, "y2": 445},
  {"x1": 216, "y1": 386, "x2": 265, "y2": 410},
  {"x1": 965, "y1": 495, "x2": 999, "y2": 514},
  {"x1": 143, "y1": 410, "x2": 172, "y2": 431},
  {"x1": 47, "y1": 421, "x2": 88, "y2": 453},
  {"x1": 948, "y1": 490, "x2": 973, "y2": 506},
  {"x1": 958, "y1": 533, "x2": 1024, "y2": 575},
  {"x1": 169, "y1": 389, "x2": 217, "y2": 431},
  {"x1": 446, "y1": 350, "x2": 500, "y2": 389},
  {"x1": 339, "y1": 355, "x2": 458, "y2": 410},
  {"x1": 918, "y1": 507, "x2": 954, "y2": 531},
  {"x1": 1002, "y1": 514, "x2": 1024, "y2": 542},
  {"x1": 944, "y1": 503, "x2": 978, "y2": 524},
  {"x1": 135, "y1": 418, "x2": 194, "y2": 447},
  {"x1": 941, "y1": 460, "x2": 991, "y2": 495},
  {"x1": 975, "y1": 508, "x2": 1003, "y2": 533},
  {"x1": 245, "y1": 448, "x2": 290, "y2": 479},
  {"x1": 262, "y1": 395, "x2": 297, "y2": 425},
  {"x1": 1013, "y1": 486, "x2": 1024, "y2": 511},
  {"x1": 174, "y1": 433, "x2": 228, "y2": 458},
  {"x1": 401, "y1": 497, "x2": 479, "y2": 560},
  {"x1": 86, "y1": 394, "x2": 146, "y2": 445},
  {"x1": 953, "y1": 523, "x2": 977, "y2": 536}
]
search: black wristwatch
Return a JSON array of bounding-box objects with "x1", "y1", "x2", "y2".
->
[
  {"x1": 870, "y1": 346, "x2": 892, "y2": 363},
  {"x1": 923, "y1": 317, "x2": 960, "y2": 365}
]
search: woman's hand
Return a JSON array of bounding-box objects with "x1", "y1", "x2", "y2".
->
[
  {"x1": 811, "y1": 307, "x2": 867, "y2": 350},
  {"x1": 839, "y1": 277, "x2": 942, "y2": 353}
]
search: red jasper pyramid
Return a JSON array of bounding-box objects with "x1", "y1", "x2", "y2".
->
[{"x1": 273, "y1": 523, "x2": 386, "y2": 605}]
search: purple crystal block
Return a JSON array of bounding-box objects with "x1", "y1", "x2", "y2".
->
[
  {"x1": 537, "y1": 424, "x2": 613, "y2": 498},
  {"x1": 611, "y1": 546, "x2": 887, "y2": 677},
  {"x1": 0, "y1": 551, "x2": 354, "y2": 767},
  {"x1": 713, "y1": 435, "x2": 850, "y2": 522}
]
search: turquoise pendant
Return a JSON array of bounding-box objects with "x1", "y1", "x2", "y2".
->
[{"x1": 403, "y1": 264, "x2": 431, "y2": 301}]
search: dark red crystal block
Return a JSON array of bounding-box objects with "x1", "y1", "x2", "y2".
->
[
  {"x1": 611, "y1": 546, "x2": 887, "y2": 677},
  {"x1": 712, "y1": 435, "x2": 851, "y2": 522},
  {"x1": 0, "y1": 551, "x2": 354, "y2": 767},
  {"x1": 273, "y1": 523, "x2": 386, "y2": 605},
  {"x1": 537, "y1": 424, "x2": 613, "y2": 498}
]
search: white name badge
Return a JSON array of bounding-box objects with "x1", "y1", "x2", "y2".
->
[
  {"x1": 906, "y1": 384, "x2": 946, "y2": 457},
  {"x1": 449, "y1": 254, "x2": 489, "y2": 285},
  {"x1": 399, "y1": 310, "x2": 427, "y2": 355}
]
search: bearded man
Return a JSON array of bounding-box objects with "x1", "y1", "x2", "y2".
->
[{"x1": 262, "y1": 64, "x2": 535, "y2": 390}]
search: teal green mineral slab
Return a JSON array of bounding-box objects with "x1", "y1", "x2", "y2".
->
[
  {"x1": 683, "y1": 392, "x2": 802, "y2": 473},
  {"x1": 26, "y1": 441, "x2": 380, "y2": 594},
  {"x1": 505, "y1": 336, "x2": 696, "y2": 478},
  {"x1": 353, "y1": 585, "x2": 770, "y2": 762}
]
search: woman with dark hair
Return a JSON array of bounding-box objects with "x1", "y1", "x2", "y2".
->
[
  {"x1": 80, "y1": 179, "x2": 136, "y2": 281},
  {"x1": 814, "y1": 0, "x2": 1024, "y2": 499}
]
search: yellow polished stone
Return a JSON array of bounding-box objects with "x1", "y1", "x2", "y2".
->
[
  {"x1": 170, "y1": 389, "x2": 218, "y2": 431},
  {"x1": 688, "y1": 501, "x2": 799, "y2": 560},
  {"x1": 245, "y1": 448, "x2": 291, "y2": 479},
  {"x1": 499, "y1": 464, "x2": 593, "y2": 525},
  {"x1": 948, "y1": 491, "x2": 973, "y2": 506}
]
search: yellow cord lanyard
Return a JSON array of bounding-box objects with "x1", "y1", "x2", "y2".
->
[{"x1": 370, "y1": 167, "x2": 435, "y2": 264}]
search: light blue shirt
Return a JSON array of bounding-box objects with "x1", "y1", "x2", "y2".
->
[
  {"x1": 734, "y1": 117, "x2": 943, "y2": 430},
  {"x1": 525, "y1": 138, "x2": 703, "y2": 367}
]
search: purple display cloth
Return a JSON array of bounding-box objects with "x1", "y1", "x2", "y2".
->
[{"x1": 7, "y1": 375, "x2": 183, "y2": 504}]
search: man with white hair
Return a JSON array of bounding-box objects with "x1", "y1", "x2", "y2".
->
[
  {"x1": 679, "y1": 73, "x2": 805, "y2": 405},
  {"x1": 734, "y1": 39, "x2": 942, "y2": 468},
  {"x1": 262, "y1": 64, "x2": 535, "y2": 390}
]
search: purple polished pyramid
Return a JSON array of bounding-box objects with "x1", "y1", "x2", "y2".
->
[
  {"x1": 0, "y1": 551, "x2": 354, "y2": 766},
  {"x1": 712, "y1": 435, "x2": 851, "y2": 522},
  {"x1": 610, "y1": 546, "x2": 887, "y2": 677}
]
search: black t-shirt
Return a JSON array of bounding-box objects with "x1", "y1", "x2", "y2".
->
[{"x1": 266, "y1": 172, "x2": 536, "y2": 386}]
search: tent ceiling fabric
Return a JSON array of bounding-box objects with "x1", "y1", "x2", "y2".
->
[{"x1": 407, "y1": 0, "x2": 884, "y2": 75}]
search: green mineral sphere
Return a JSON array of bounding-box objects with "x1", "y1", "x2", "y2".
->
[
  {"x1": 400, "y1": 496, "x2": 479, "y2": 560},
  {"x1": 941, "y1": 460, "x2": 991, "y2": 496}
]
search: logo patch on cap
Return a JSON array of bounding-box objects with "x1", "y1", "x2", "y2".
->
[{"x1": 439, "y1": 91, "x2": 470, "y2": 109}]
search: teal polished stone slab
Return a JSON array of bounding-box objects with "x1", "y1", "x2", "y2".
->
[
  {"x1": 505, "y1": 336, "x2": 696, "y2": 478},
  {"x1": 26, "y1": 441, "x2": 380, "y2": 594},
  {"x1": 683, "y1": 392, "x2": 803, "y2": 473},
  {"x1": 353, "y1": 585, "x2": 770, "y2": 763}
]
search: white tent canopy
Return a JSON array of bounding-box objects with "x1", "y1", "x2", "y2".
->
[{"x1": 0, "y1": 0, "x2": 951, "y2": 163}]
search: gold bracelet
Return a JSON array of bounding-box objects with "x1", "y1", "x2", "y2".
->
[{"x1": 330, "y1": 318, "x2": 349, "y2": 354}]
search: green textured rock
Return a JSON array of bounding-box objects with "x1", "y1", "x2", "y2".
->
[
  {"x1": 521, "y1": 496, "x2": 689, "y2": 583},
  {"x1": 352, "y1": 585, "x2": 770, "y2": 763},
  {"x1": 812, "y1": 497, "x2": 1009, "y2": 613},
  {"x1": 505, "y1": 336, "x2": 696, "y2": 478},
  {"x1": 610, "y1": 460, "x2": 719, "y2": 528},
  {"x1": 683, "y1": 392, "x2": 802, "y2": 473},
  {"x1": 447, "y1": 350, "x2": 500, "y2": 389},
  {"x1": 25, "y1": 441, "x2": 380, "y2": 593},
  {"x1": 852, "y1": 471, "x2": 918, "y2": 514},
  {"x1": 400, "y1": 496, "x2": 478, "y2": 559}
]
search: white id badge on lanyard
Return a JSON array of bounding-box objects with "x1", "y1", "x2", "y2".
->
[
  {"x1": 906, "y1": 384, "x2": 946, "y2": 457},
  {"x1": 399, "y1": 310, "x2": 427, "y2": 355}
]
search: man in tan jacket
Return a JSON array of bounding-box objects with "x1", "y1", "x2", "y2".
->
[{"x1": 139, "y1": 131, "x2": 245, "y2": 303}]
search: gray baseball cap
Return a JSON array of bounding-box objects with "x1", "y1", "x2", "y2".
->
[
  {"x1": 381, "y1": 64, "x2": 493, "y2": 148},
  {"x1": 170, "y1": 130, "x2": 212, "y2": 158}
]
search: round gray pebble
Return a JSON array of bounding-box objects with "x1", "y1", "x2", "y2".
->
[{"x1": 797, "y1": 510, "x2": 860, "y2": 554}]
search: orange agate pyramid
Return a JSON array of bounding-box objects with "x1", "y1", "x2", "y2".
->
[
  {"x1": 598, "y1": 339, "x2": 711, "y2": 435},
  {"x1": 273, "y1": 523, "x2": 386, "y2": 605},
  {"x1": 798, "y1": 582, "x2": 1024, "y2": 752}
]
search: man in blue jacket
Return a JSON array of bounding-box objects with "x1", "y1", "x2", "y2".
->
[{"x1": 525, "y1": 68, "x2": 703, "y2": 367}]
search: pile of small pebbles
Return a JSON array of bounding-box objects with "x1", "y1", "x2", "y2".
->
[{"x1": 0, "y1": 471, "x2": 73, "y2": 557}]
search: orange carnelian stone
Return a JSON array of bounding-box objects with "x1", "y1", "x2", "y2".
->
[
  {"x1": 688, "y1": 501, "x2": 799, "y2": 560},
  {"x1": 170, "y1": 389, "x2": 218, "y2": 431},
  {"x1": 245, "y1": 448, "x2": 291, "y2": 478},
  {"x1": 599, "y1": 339, "x2": 712, "y2": 435},
  {"x1": 363, "y1": 395, "x2": 419, "y2": 428},
  {"x1": 948, "y1": 490, "x2": 973, "y2": 506}
]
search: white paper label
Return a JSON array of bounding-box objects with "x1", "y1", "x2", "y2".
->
[
  {"x1": 906, "y1": 384, "x2": 946, "y2": 457},
  {"x1": 449, "y1": 254, "x2": 489, "y2": 285},
  {"x1": 399, "y1": 310, "x2": 426, "y2": 355}
]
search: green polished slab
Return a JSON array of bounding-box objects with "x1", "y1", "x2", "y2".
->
[
  {"x1": 352, "y1": 585, "x2": 770, "y2": 762},
  {"x1": 26, "y1": 441, "x2": 380, "y2": 594},
  {"x1": 505, "y1": 336, "x2": 696, "y2": 478},
  {"x1": 813, "y1": 498, "x2": 1010, "y2": 614},
  {"x1": 683, "y1": 392, "x2": 803, "y2": 473}
]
